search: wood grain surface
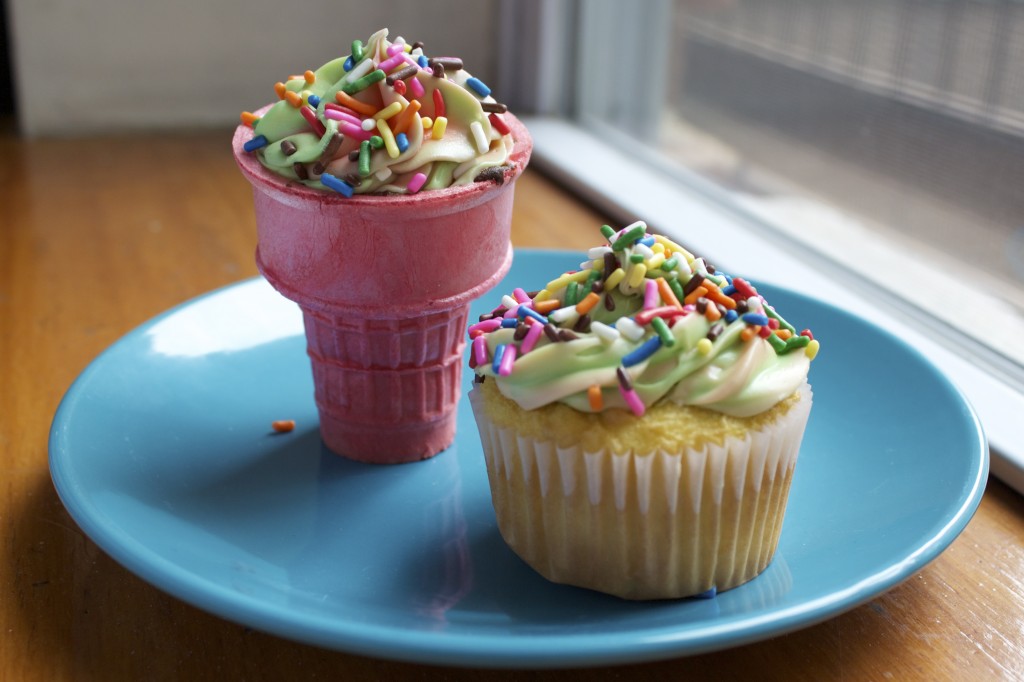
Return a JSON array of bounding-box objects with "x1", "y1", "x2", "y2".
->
[{"x1": 2, "y1": 129, "x2": 1022, "y2": 680}]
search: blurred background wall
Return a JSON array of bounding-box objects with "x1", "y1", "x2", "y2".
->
[{"x1": 5, "y1": 0, "x2": 498, "y2": 136}]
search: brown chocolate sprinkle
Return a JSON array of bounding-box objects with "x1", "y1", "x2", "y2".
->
[
  {"x1": 706, "y1": 322, "x2": 724, "y2": 341},
  {"x1": 616, "y1": 366, "x2": 633, "y2": 391},
  {"x1": 591, "y1": 281, "x2": 605, "y2": 294},
  {"x1": 348, "y1": 149, "x2": 360, "y2": 162},
  {"x1": 481, "y1": 102, "x2": 508, "y2": 113},
  {"x1": 386, "y1": 64, "x2": 419, "y2": 85},
  {"x1": 474, "y1": 166, "x2": 507, "y2": 184},
  {"x1": 320, "y1": 133, "x2": 343, "y2": 162},
  {"x1": 491, "y1": 306, "x2": 508, "y2": 317},
  {"x1": 604, "y1": 293, "x2": 615, "y2": 311},
  {"x1": 342, "y1": 172, "x2": 362, "y2": 186},
  {"x1": 557, "y1": 329, "x2": 579, "y2": 342},
  {"x1": 696, "y1": 297, "x2": 709, "y2": 314},
  {"x1": 431, "y1": 63, "x2": 446, "y2": 78},
  {"x1": 429, "y1": 57, "x2": 463, "y2": 71},
  {"x1": 707, "y1": 264, "x2": 717, "y2": 274},
  {"x1": 603, "y1": 252, "x2": 618, "y2": 275},
  {"x1": 683, "y1": 273, "x2": 705, "y2": 297},
  {"x1": 542, "y1": 323, "x2": 560, "y2": 342},
  {"x1": 411, "y1": 41, "x2": 424, "y2": 50},
  {"x1": 293, "y1": 163, "x2": 309, "y2": 180},
  {"x1": 513, "y1": 322, "x2": 530, "y2": 341},
  {"x1": 474, "y1": 374, "x2": 486, "y2": 383},
  {"x1": 736, "y1": 300, "x2": 749, "y2": 315},
  {"x1": 573, "y1": 314, "x2": 591, "y2": 333},
  {"x1": 478, "y1": 313, "x2": 495, "y2": 322},
  {"x1": 281, "y1": 140, "x2": 297, "y2": 156}
]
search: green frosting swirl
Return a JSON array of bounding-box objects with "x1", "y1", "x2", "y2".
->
[
  {"x1": 471, "y1": 223, "x2": 819, "y2": 418},
  {"x1": 246, "y1": 28, "x2": 512, "y2": 194}
]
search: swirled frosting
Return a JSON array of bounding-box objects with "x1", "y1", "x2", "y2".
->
[
  {"x1": 469, "y1": 222, "x2": 820, "y2": 418},
  {"x1": 240, "y1": 28, "x2": 513, "y2": 195}
]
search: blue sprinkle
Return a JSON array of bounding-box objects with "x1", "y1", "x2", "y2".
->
[
  {"x1": 417, "y1": 55, "x2": 429, "y2": 68},
  {"x1": 500, "y1": 317, "x2": 518, "y2": 328},
  {"x1": 396, "y1": 132, "x2": 409, "y2": 153},
  {"x1": 465, "y1": 77, "x2": 491, "y2": 98},
  {"x1": 621, "y1": 336, "x2": 662, "y2": 367},
  {"x1": 638, "y1": 236, "x2": 656, "y2": 247},
  {"x1": 722, "y1": 284, "x2": 736, "y2": 295},
  {"x1": 518, "y1": 307, "x2": 549, "y2": 325},
  {"x1": 320, "y1": 173, "x2": 354, "y2": 197},
  {"x1": 307, "y1": 94, "x2": 320, "y2": 108},
  {"x1": 243, "y1": 135, "x2": 268, "y2": 152},
  {"x1": 343, "y1": 56, "x2": 353, "y2": 71},
  {"x1": 492, "y1": 344, "x2": 507, "y2": 374},
  {"x1": 693, "y1": 586, "x2": 717, "y2": 600},
  {"x1": 742, "y1": 313, "x2": 770, "y2": 326},
  {"x1": 723, "y1": 274, "x2": 733, "y2": 284},
  {"x1": 724, "y1": 310, "x2": 738, "y2": 323}
]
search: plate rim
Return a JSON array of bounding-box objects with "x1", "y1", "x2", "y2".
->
[{"x1": 48, "y1": 249, "x2": 989, "y2": 668}]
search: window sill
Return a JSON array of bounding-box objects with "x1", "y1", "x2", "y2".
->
[{"x1": 523, "y1": 116, "x2": 1022, "y2": 493}]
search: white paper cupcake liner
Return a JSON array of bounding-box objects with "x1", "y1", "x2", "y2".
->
[{"x1": 469, "y1": 383, "x2": 813, "y2": 600}]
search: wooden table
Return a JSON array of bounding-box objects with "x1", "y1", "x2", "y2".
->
[{"x1": 3, "y1": 128, "x2": 1023, "y2": 680}]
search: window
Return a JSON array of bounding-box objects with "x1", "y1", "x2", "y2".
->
[{"x1": 503, "y1": 0, "x2": 1024, "y2": 489}]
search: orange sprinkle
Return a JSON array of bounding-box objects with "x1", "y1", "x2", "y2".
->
[
  {"x1": 272, "y1": 419, "x2": 295, "y2": 433},
  {"x1": 656, "y1": 277, "x2": 681, "y2": 309},
  {"x1": 705, "y1": 287, "x2": 737, "y2": 310},
  {"x1": 284, "y1": 91, "x2": 303, "y2": 108},
  {"x1": 775, "y1": 328, "x2": 793, "y2": 341},
  {"x1": 575, "y1": 292, "x2": 601, "y2": 315},
  {"x1": 587, "y1": 385, "x2": 603, "y2": 411},
  {"x1": 335, "y1": 91, "x2": 378, "y2": 116},
  {"x1": 741, "y1": 326, "x2": 759, "y2": 342},
  {"x1": 683, "y1": 285, "x2": 708, "y2": 306},
  {"x1": 704, "y1": 302, "x2": 722, "y2": 321},
  {"x1": 304, "y1": 70, "x2": 316, "y2": 84},
  {"x1": 240, "y1": 111, "x2": 259, "y2": 127},
  {"x1": 533, "y1": 299, "x2": 561, "y2": 314},
  {"x1": 274, "y1": 82, "x2": 287, "y2": 100},
  {"x1": 391, "y1": 99, "x2": 422, "y2": 135}
]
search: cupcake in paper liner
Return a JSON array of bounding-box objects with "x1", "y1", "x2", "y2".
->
[{"x1": 467, "y1": 221, "x2": 819, "y2": 600}]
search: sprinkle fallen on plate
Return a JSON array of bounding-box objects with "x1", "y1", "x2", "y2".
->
[{"x1": 271, "y1": 419, "x2": 295, "y2": 433}]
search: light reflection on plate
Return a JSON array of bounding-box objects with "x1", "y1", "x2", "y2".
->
[{"x1": 50, "y1": 251, "x2": 986, "y2": 668}]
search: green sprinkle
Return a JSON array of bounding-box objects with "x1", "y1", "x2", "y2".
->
[
  {"x1": 358, "y1": 140, "x2": 371, "y2": 177},
  {"x1": 343, "y1": 68, "x2": 386, "y2": 94},
  {"x1": 651, "y1": 317, "x2": 675, "y2": 347},
  {"x1": 669, "y1": 278, "x2": 685, "y2": 304},
  {"x1": 352, "y1": 40, "x2": 364, "y2": 63},
  {"x1": 764, "y1": 305, "x2": 796, "y2": 334},
  {"x1": 565, "y1": 281, "x2": 580, "y2": 307},
  {"x1": 370, "y1": 135, "x2": 384, "y2": 150},
  {"x1": 611, "y1": 224, "x2": 646, "y2": 251},
  {"x1": 585, "y1": 268, "x2": 601, "y2": 290},
  {"x1": 767, "y1": 333, "x2": 787, "y2": 354},
  {"x1": 629, "y1": 253, "x2": 645, "y2": 263},
  {"x1": 783, "y1": 334, "x2": 811, "y2": 353},
  {"x1": 600, "y1": 224, "x2": 616, "y2": 240},
  {"x1": 663, "y1": 256, "x2": 679, "y2": 271}
]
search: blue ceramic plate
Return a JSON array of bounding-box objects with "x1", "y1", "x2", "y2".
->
[{"x1": 50, "y1": 250, "x2": 987, "y2": 668}]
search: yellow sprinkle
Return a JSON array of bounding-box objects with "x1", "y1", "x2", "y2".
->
[
  {"x1": 652, "y1": 243, "x2": 665, "y2": 254},
  {"x1": 805, "y1": 339, "x2": 820, "y2": 360},
  {"x1": 421, "y1": 116, "x2": 433, "y2": 129},
  {"x1": 432, "y1": 115, "x2": 448, "y2": 140},
  {"x1": 654, "y1": 235, "x2": 695, "y2": 263},
  {"x1": 592, "y1": 259, "x2": 603, "y2": 270},
  {"x1": 534, "y1": 289, "x2": 552, "y2": 303},
  {"x1": 546, "y1": 274, "x2": 572, "y2": 291},
  {"x1": 569, "y1": 270, "x2": 593, "y2": 283},
  {"x1": 697, "y1": 338, "x2": 713, "y2": 355},
  {"x1": 377, "y1": 118, "x2": 400, "y2": 158},
  {"x1": 301, "y1": 89, "x2": 316, "y2": 105},
  {"x1": 647, "y1": 253, "x2": 666, "y2": 270},
  {"x1": 627, "y1": 263, "x2": 648, "y2": 288},
  {"x1": 374, "y1": 101, "x2": 404, "y2": 120},
  {"x1": 605, "y1": 267, "x2": 626, "y2": 291}
]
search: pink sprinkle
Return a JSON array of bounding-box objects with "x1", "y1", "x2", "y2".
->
[
  {"x1": 682, "y1": 304, "x2": 696, "y2": 314},
  {"x1": 408, "y1": 75, "x2": 425, "y2": 99},
  {"x1": 407, "y1": 172, "x2": 427, "y2": 194},
  {"x1": 387, "y1": 42, "x2": 406, "y2": 57},
  {"x1": 468, "y1": 318, "x2": 502, "y2": 337},
  {"x1": 512, "y1": 288, "x2": 531, "y2": 304},
  {"x1": 643, "y1": 279, "x2": 659, "y2": 310},
  {"x1": 520, "y1": 320, "x2": 544, "y2": 354},
  {"x1": 338, "y1": 122, "x2": 372, "y2": 141},
  {"x1": 323, "y1": 108, "x2": 362, "y2": 126},
  {"x1": 498, "y1": 344, "x2": 517, "y2": 376},
  {"x1": 502, "y1": 304, "x2": 521, "y2": 319},
  {"x1": 472, "y1": 335, "x2": 488, "y2": 366},
  {"x1": 618, "y1": 384, "x2": 646, "y2": 417},
  {"x1": 378, "y1": 53, "x2": 406, "y2": 73}
]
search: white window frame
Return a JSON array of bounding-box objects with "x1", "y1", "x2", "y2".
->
[{"x1": 499, "y1": 0, "x2": 1024, "y2": 492}]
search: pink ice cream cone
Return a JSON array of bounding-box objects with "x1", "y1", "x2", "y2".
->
[{"x1": 232, "y1": 115, "x2": 531, "y2": 464}]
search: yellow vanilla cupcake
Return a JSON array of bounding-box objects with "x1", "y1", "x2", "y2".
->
[{"x1": 467, "y1": 221, "x2": 819, "y2": 600}]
